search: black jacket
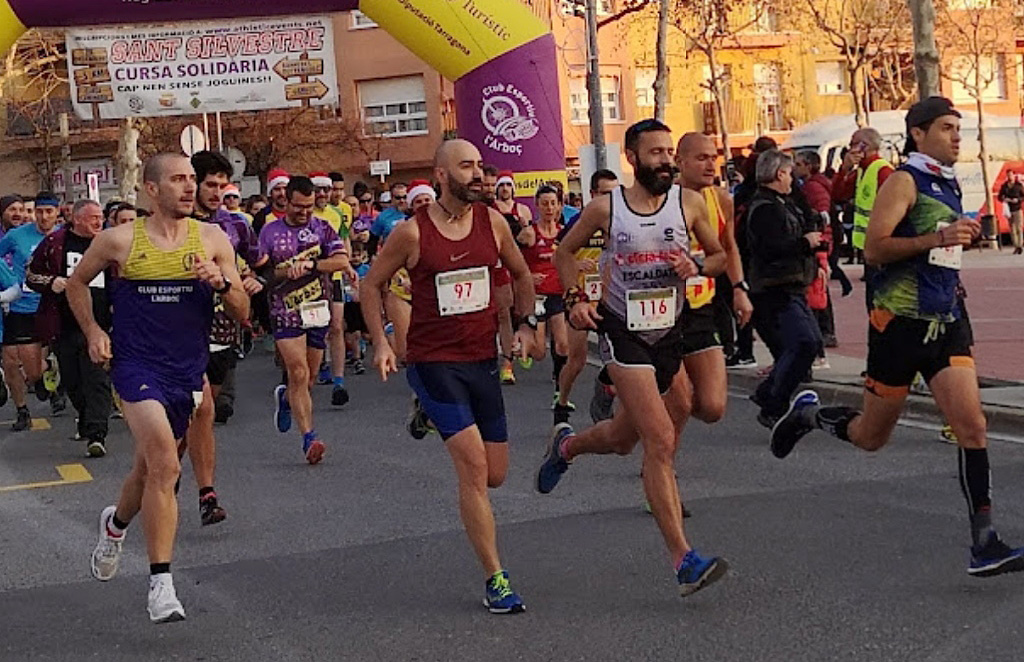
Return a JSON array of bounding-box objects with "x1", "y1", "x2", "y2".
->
[{"x1": 745, "y1": 187, "x2": 816, "y2": 294}]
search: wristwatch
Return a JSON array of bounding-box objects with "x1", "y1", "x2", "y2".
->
[
  {"x1": 214, "y1": 278, "x2": 232, "y2": 295},
  {"x1": 732, "y1": 280, "x2": 750, "y2": 293},
  {"x1": 519, "y1": 313, "x2": 539, "y2": 330},
  {"x1": 692, "y1": 255, "x2": 706, "y2": 276}
]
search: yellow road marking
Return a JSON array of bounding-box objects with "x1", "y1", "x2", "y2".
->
[
  {"x1": 0, "y1": 464, "x2": 93, "y2": 493},
  {"x1": 0, "y1": 418, "x2": 51, "y2": 430}
]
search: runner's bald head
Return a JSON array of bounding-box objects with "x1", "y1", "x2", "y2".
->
[
  {"x1": 677, "y1": 132, "x2": 715, "y2": 157},
  {"x1": 434, "y1": 139, "x2": 485, "y2": 204}
]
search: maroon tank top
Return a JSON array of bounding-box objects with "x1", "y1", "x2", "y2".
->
[{"x1": 407, "y1": 203, "x2": 500, "y2": 363}]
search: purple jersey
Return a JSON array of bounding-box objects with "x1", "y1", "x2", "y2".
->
[
  {"x1": 258, "y1": 217, "x2": 343, "y2": 331},
  {"x1": 201, "y1": 209, "x2": 263, "y2": 346}
]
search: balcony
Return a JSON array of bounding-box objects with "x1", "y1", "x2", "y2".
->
[{"x1": 699, "y1": 98, "x2": 788, "y2": 135}]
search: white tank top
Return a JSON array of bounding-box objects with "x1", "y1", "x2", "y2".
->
[{"x1": 599, "y1": 184, "x2": 690, "y2": 342}]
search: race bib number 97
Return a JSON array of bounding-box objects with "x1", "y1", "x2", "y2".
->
[
  {"x1": 436, "y1": 266, "x2": 490, "y2": 316},
  {"x1": 627, "y1": 287, "x2": 676, "y2": 331}
]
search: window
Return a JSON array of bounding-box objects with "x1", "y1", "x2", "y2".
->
[
  {"x1": 754, "y1": 62, "x2": 785, "y2": 130},
  {"x1": 569, "y1": 76, "x2": 622, "y2": 123},
  {"x1": 815, "y1": 62, "x2": 846, "y2": 95},
  {"x1": 700, "y1": 64, "x2": 731, "y2": 103},
  {"x1": 358, "y1": 76, "x2": 429, "y2": 137},
  {"x1": 350, "y1": 10, "x2": 378, "y2": 29},
  {"x1": 635, "y1": 67, "x2": 656, "y2": 111},
  {"x1": 950, "y1": 55, "x2": 1007, "y2": 102},
  {"x1": 559, "y1": 0, "x2": 613, "y2": 16},
  {"x1": 749, "y1": 4, "x2": 779, "y2": 32},
  {"x1": 947, "y1": 0, "x2": 991, "y2": 8}
]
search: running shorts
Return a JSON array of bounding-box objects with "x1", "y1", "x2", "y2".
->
[
  {"x1": 596, "y1": 303, "x2": 684, "y2": 394},
  {"x1": 865, "y1": 309, "x2": 974, "y2": 396},
  {"x1": 2, "y1": 311, "x2": 37, "y2": 346},
  {"x1": 680, "y1": 303, "x2": 722, "y2": 356},
  {"x1": 111, "y1": 366, "x2": 202, "y2": 440},
  {"x1": 344, "y1": 304, "x2": 367, "y2": 334},
  {"x1": 331, "y1": 281, "x2": 345, "y2": 304},
  {"x1": 536, "y1": 294, "x2": 566, "y2": 321},
  {"x1": 274, "y1": 326, "x2": 329, "y2": 351},
  {"x1": 205, "y1": 348, "x2": 237, "y2": 387},
  {"x1": 406, "y1": 359, "x2": 507, "y2": 442}
]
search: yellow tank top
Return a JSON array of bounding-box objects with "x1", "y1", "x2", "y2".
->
[
  {"x1": 684, "y1": 187, "x2": 725, "y2": 309},
  {"x1": 121, "y1": 218, "x2": 207, "y2": 281}
]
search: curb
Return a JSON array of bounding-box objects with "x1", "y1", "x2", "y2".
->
[
  {"x1": 587, "y1": 336, "x2": 1024, "y2": 440},
  {"x1": 725, "y1": 370, "x2": 1024, "y2": 441}
]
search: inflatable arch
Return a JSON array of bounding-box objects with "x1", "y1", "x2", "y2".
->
[{"x1": 0, "y1": 0, "x2": 566, "y2": 187}]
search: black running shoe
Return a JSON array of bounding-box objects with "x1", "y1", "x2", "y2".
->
[
  {"x1": 33, "y1": 378, "x2": 50, "y2": 402},
  {"x1": 408, "y1": 399, "x2": 432, "y2": 440},
  {"x1": 50, "y1": 392, "x2": 67, "y2": 416},
  {"x1": 332, "y1": 385, "x2": 350, "y2": 407},
  {"x1": 11, "y1": 406, "x2": 30, "y2": 431},
  {"x1": 769, "y1": 390, "x2": 820, "y2": 459},
  {"x1": 969, "y1": 531, "x2": 1024, "y2": 577},
  {"x1": 200, "y1": 493, "x2": 227, "y2": 526}
]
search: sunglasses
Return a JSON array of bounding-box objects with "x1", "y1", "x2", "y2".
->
[
  {"x1": 393, "y1": 195, "x2": 407, "y2": 200},
  {"x1": 359, "y1": 198, "x2": 372, "y2": 203}
]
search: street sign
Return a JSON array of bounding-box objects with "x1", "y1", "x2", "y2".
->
[
  {"x1": 273, "y1": 57, "x2": 324, "y2": 80},
  {"x1": 73, "y1": 66, "x2": 111, "y2": 86},
  {"x1": 70, "y1": 48, "x2": 107, "y2": 66},
  {"x1": 76, "y1": 85, "x2": 114, "y2": 104},
  {"x1": 86, "y1": 173, "x2": 100, "y2": 202},
  {"x1": 284, "y1": 80, "x2": 329, "y2": 102},
  {"x1": 180, "y1": 125, "x2": 207, "y2": 157},
  {"x1": 369, "y1": 160, "x2": 391, "y2": 177}
]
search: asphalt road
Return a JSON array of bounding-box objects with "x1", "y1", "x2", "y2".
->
[{"x1": 3, "y1": 349, "x2": 1024, "y2": 662}]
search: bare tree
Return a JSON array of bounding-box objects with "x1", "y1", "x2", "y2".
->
[
  {"x1": 225, "y1": 107, "x2": 384, "y2": 191},
  {"x1": 672, "y1": 0, "x2": 779, "y2": 161},
  {"x1": 798, "y1": 0, "x2": 910, "y2": 127},
  {"x1": 937, "y1": 0, "x2": 1012, "y2": 218},
  {"x1": 653, "y1": 0, "x2": 670, "y2": 121}
]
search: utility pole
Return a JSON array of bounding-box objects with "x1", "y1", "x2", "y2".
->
[
  {"x1": 585, "y1": 0, "x2": 607, "y2": 169},
  {"x1": 908, "y1": 0, "x2": 941, "y2": 98}
]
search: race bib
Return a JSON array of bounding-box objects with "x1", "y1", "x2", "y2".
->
[
  {"x1": 626, "y1": 287, "x2": 676, "y2": 331},
  {"x1": 534, "y1": 295, "x2": 547, "y2": 317},
  {"x1": 584, "y1": 274, "x2": 603, "y2": 302},
  {"x1": 436, "y1": 266, "x2": 490, "y2": 316},
  {"x1": 928, "y1": 223, "x2": 962, "y2": 270},
  {"x1": 299, "y1": 300, "x2": 331, "y2": 328}
]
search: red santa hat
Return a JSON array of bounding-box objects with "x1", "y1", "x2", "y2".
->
[
  {"x1": 407, "y1": 179, "x2": 436, "y2": 202},
  {"x1": 496, "y1": 170, "x2": 515, "y2": 187},
  {"x1": 267, "y1": 168, "x2": 290, "y2": 191},
  {"x1": 309, "y1": 171, "x2": 332, "y2": 189}
]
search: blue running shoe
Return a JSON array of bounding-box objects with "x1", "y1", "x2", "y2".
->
[
  {"x1": 676, "y1": 549, "x2": 728, "y2": 597},
  {"x1": 968, "y1": 531, "x2": 1024, "y2": 577},
  {"x1": 770, "y1": 390, "x2": 820, "y2": 459},
  {"x1": 536, "y1": 423, "x2": 574, "y2": 494},
  {"x1": 273, "y1": 385, "x2": 291, "y2": 433},
  {"x1": 483, "y1": 570, "x2": 525, "y2": 614},
  {"x1": 316, "y1": 363, "x2": 332, "y2": 385}
]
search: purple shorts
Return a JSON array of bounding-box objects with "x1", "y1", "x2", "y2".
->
[
  {"x1": 273, "y1": 326, "x2": 329, "y2": 350},
  {"x1": 111, "y1": 366, "x2": 202, "y2": 440}
]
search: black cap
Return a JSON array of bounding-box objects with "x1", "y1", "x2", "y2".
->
[{"x1": 906, "y1": 96, "x2": 961, "y2": 129}]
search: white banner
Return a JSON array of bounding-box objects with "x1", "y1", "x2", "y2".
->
[{"x1": 66, "y1": 15, "x2": 339, "y2": 120}]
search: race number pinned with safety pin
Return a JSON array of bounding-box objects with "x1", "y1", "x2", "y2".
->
[
  {"x1": 928, "y1": 222, "x2": 962, "y2": 270},
  {"x1": 299, "y1": 300, "x2": 331, "y2": 328},
  {"x1": 436, "y1": 266, "x2": 490, "y2": 316},
  {"x1": 584, "y1": 274, "x2": 603, "y2": 302},
  {"x1": 627, "y1": 287, "x2": 676, "y2": 330}
]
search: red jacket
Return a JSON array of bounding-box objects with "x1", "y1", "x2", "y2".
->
[
  {"x1": 801, "y1": 173, "x2": 833, "y2": 214},
  {"x1": 831, "y1": 153, "x2": 893, "y2": 204}
]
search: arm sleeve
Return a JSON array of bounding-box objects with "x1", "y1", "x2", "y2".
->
[
  {"x1": 25, "y1": 234, "x2": 57, "y2": 294},
  {"x1": 831, "y1": 170, "x2": 857, "y2": 203}
]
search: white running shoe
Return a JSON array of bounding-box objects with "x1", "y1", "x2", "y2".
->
[
  {"x1": 147, "y1": 574, "x2": 186, "y2": 623},
  {"x1": 91, "y1": 506, "x2": 124, "y2": 581}
]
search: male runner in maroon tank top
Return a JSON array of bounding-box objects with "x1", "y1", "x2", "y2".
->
[{"x1": 361, "y1": 139, "x2": 537, "y2": 614}]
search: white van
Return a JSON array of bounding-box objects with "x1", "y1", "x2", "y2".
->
[{"x1": 783, "y1": 111, "x2": 1024, "y2": 235}]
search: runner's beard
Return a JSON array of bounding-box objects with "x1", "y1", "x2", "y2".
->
[
  {"x1": 636, "y1": 162, "x2": 678, "y2": 196},
  {"x1": 448, "y1": 174, "x2": 483, "y2": 204}
]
